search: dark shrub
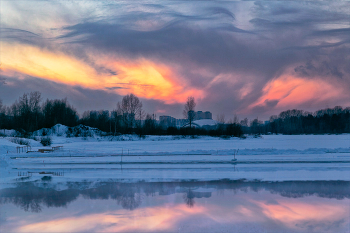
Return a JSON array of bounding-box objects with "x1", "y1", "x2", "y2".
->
[
  {"x1": 41, "y1": 176, "x2": 52, "y2": 181},
  {"x1": 167, "y1": 127, "x2": 179, "y2": 135},
  {"x1": 40, "y1": 137, "x2": 52, "y2": 146}
]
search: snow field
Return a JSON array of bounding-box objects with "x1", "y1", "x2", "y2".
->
[{"x1": 1, "y1": 133, "x2": 350, "y2": 184}]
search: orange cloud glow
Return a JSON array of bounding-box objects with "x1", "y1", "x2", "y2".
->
[
  {"x1": 203, "y1": 195, "x2": 349, "y2": 232},
  {"x1": 1, "y1": 42, "x2": 204, "y2": 104},
  {"x1": 254, "y1": 198, "x2": 349, "y2": 231},
  {"x1": 15, "y1": 204, "x2": 206, "y2": 233},
  {"x1": 9, "y1": 195, "x2": 350, "y2": 233},
  {"x1": 105, "y1": 59, "x2": 204, "y2": 103},
  {"x1": 248, "y1": 75, "x2": 342, "y2": 112},
  {"x1": 1, "y1": 43, "x2": 100, "y2": 87}
]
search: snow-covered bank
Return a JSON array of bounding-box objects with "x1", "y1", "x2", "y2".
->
[
  {"x1": 2, "y1": 134, "x2": 350, "y2": 156},
  {"x1": 1, "y1": 134, "x2": 350, "y2": 184},
  {"x1": 1, "y1": 164, "x2": 350, "y2": 188}
]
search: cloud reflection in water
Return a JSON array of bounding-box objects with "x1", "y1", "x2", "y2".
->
[{"x1": 1, "y1": 180, "x2": 349, "y2": 232}]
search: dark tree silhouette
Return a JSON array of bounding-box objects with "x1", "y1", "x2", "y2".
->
[
  {"x1": 0, "y1": 100, "x2": 5, "y2": 132},
  {"x1": 116, "y1": 187, "x2": 142, "y2": 210},
  {"x1": 9, "y1": 92, "x2": 42, "y2": 132},
  {"x1": 183, "y1": 189, "x2": 195, "y2": 208},
  {"x1": 117, "y1": 94, "x2": 144, "y2": 133},
  {"x1": 143, "y1": 114, "x2": 158, "y2": 135},
  {"x1": 183, "y1": 96, "x2": 196, "y2": 128},
  {"x1": 42, "y1": 98, "x2": 78, "y2": 128},
  {"x1": 80, "y1": 110, "x2": 111, "y2": 132}
]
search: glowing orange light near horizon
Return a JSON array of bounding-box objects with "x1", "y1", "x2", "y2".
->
[
  {"x1": 1, "y1": 42, "x2": 204, "y2": 104},
  {"x1": 105, "y1": 59, "x2": 204, "y2": 104},
  {"x1": 15, "y1": 204, "x2": 206, "y2": 232},
  {"x1": 248, "y1": 75, "x2": 342, "y2": 112},
  {"x1": 253, "y1": 199, "x2": 348, "y2": 231},
  {"x1": 7, "y1": 193, "x2": 349, "y2": 233}
]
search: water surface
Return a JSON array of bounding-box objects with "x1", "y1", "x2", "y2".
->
[{"x1": 1, "y1": 180, "x2": 349, "y2": 232}]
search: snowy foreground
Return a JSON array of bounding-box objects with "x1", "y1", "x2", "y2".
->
[{"x1": 1, "y1": 133, "x2": 350, "y2": 186}]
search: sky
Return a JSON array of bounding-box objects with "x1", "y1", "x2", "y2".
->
[{"x1": 0, "y1": 1, "x2": 349, "y2": 120}]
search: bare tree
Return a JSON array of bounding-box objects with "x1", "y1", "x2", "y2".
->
[
  {"x1": 42, "y1": 98, "x2": 78, "y2": 128},
  {"x1": 10, "y1": 91, "x2": 42, "y2": 132},
  {"x1": 233, "y1": 114, "x2": 239, "y2": 124},
  {"x1": 240, "y1": 118, "x2": 248, "y2": 127},
  {"x1": 111, "y1": 109, "x2": 120, "y2": 135},
  {"x1": 29, "y1": 92, "x2": 41, "y2": 130},
  {"x1": 0, "y1": 99, "x2": 5, "y2": 132},
  {"x1": 117, "y1": 94, "x2": 144, "y2": 132},
  {"x1": 183, "y1": 96, "x2": 196, "y2": 128},
  {"x1": 143, "y1": 113, "x2": 157, "y2": 134},
  {"x1": 216, "y1": 114, "x2": 225, "y2": 124},
  {"x1": 216, "y1": 114, "x2": 226, "y2": 135}
]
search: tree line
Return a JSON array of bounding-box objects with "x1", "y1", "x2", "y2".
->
[
  {"x1": 247, "y1": 107, "x2": 350, "y2": 135},
  {"x1": 0, "y1": 92, "x2": 349, "y2": 137},
  {"x1": 0, "y1": 92, "x2": 78, "y2": 136}
]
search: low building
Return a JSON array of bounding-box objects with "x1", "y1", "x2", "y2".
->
[
  {"x1": 194, "y1": 111, "x2": 212, "y2": 120},
  {"x1": 204, "y1": 111, "x2": 212, "y2": 119},
  {"x1": 159, "y1": 115, "x2": 176, "y2": 128}
]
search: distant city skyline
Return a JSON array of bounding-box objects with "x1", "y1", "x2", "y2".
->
[{"x1": 1, "y1": 1, "x2": 349, "y2": 120}]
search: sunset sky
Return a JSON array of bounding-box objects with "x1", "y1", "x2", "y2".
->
[{"x1": 1, "y1": 1, "x2": 349, "y2": 119}]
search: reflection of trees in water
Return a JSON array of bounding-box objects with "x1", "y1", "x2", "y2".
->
[
  {"x1": 0, "y1": 196, "x2": 42, "y2": 213},
  {"x1": 117, "y1": 191, "x2": 142, "y2": 210},
  {"x1": 1, "y1": 180, "x2": 349, "y2": 212},
  {"x1": 0, "y1": 183, "x2": 79, "y2": 212},
  {"x1": 261, "y1": 181, "x2": 350, "y2": 199},
  {"x1": 81, "y1": 183, "x2": 143, "y2": 210},
  {"x1": 183, "y1": 189, "x2": 195, "y2": 208},
  {"x1": 143, "y1": 184, "x2": 156, "y2": 197},
  {"x1": 182, "y1": 187, "x2": 212, "y2": 208}
]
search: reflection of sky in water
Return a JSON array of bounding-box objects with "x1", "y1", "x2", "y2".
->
[{"x1": 0, "y1": 181, "x2": 349, "y2": 232}]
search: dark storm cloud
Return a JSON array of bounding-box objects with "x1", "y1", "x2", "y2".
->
[
  {"x1": 0, "y1": 28, "x2": 40, "y2": 38},
  {"x1": 56, "y1": 2, "x2": 349, "y2": 80},
  {"x1": 59, "y1": 18, "x2": 294, "y2": 93},
  {"x1": 251, "y1": 99, "x2": 280, "y2": 116},
  {"x1": 207, "y1": 6, "x2": 235, "y2": 19},
  {"x1": 252, "y1": 1, "x2": 349, "y2": 24},
  {"x1": 294, "y1": 61, "x2": 344, "y2": 79},
  {"x1": 312, "y1": 28, "x2": 350, "y2": 37},
  {"x1": 198, "y1": 79, "x2": 264, "y2": 118},
  {"x1": 106, "y1": 83, "x2": 154, "y2": 92},
  {"x1": 141, "y1": 3, "x2": 166, "y2": 9},
  {"x1": 105, "y1": 86, "x2": 129, "y2": 91},
  {"x1": 0, "y1": 27, "x2": 46, "y2": 48}
]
